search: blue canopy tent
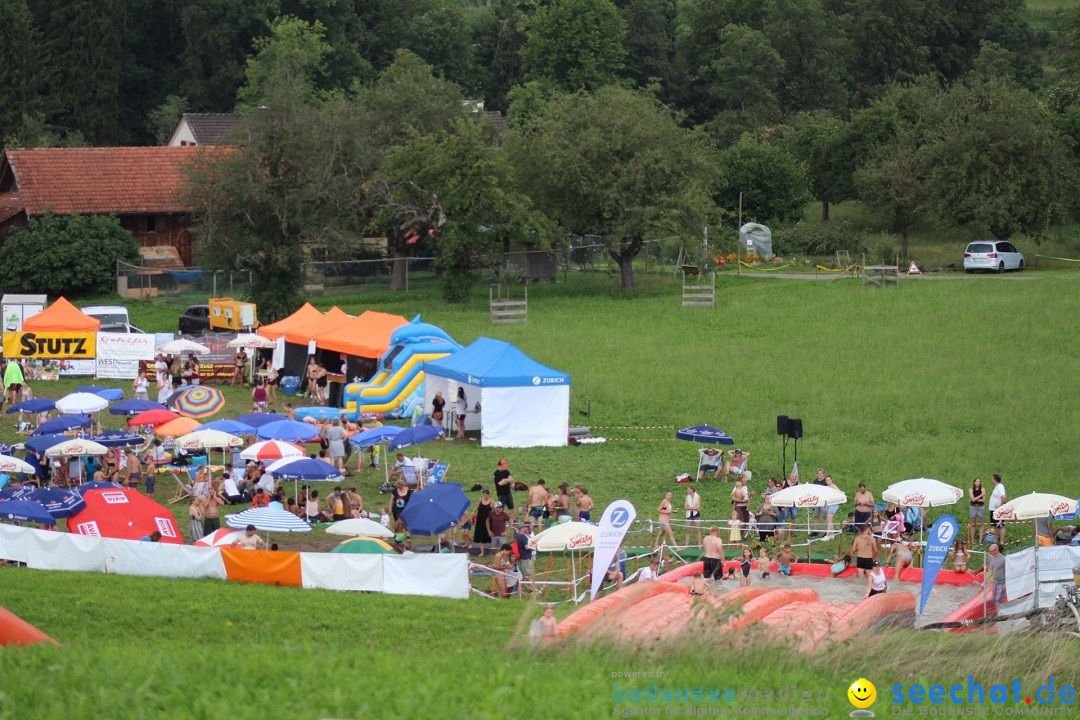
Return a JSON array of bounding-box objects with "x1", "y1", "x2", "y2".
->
[{"x1": 422, "y1": 338, "x2": 570, "y2": 448}]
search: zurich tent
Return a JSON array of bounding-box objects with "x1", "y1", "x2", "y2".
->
[{"x1": 422, "y1": 338, "x2": 569, "y2": 448}]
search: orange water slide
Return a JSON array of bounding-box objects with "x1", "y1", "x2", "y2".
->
[{"x1": 0, "y1": 605, "x2": 58, "y2": 647}]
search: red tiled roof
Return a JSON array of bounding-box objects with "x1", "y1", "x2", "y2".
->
[
  {"x1": 0, "y1": 192, "x2": 24, "y2": 223},
  {"x1": 0, "y1": 146, "x2": 233, "y2": 216}
]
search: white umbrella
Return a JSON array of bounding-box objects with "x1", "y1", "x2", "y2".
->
[
  {"x1": 0, "y1": 454, "x2": 35, "y2": 475},
  {"x1": 55, "y1": 392, "x2": 109, "y2": 414},
  {"x1": 326, "y1": 517, "x2": 394, "y2": 539},
  {"x1": 157, "y1": 339, "x2": 211, "y2": 355},
  {"x1": 882, "y1": 478, "x2": 963, "y2": 508},
  {"x1": 531, "y1": 521, "x2": 597, "y2": 551},
  {"x1": 240, "y1": 440, "x2": 305, "y2": 462},
  {"x1": 993, "y1": 493, "x2": 1077, "y2": 521},
  {"x1": 45, "y1": 439, "x2": 108, "y2": 458},
  {"x1": 769, "y1": 484, "x2": 846, "y2": 508},
  {"x1": 175, "y1": 429, "x2": 244, "y2": 451},
  {"x1": 228, "y1": 334, "x2": 276, "y2": 349}
]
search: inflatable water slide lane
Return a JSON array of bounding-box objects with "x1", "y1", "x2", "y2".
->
[
  {"x1": 0, "y1": 605, "x2": 58, "y2": 647},
  {"x1": 341, "y1": 322, "x2": 462, "y2": 415}
]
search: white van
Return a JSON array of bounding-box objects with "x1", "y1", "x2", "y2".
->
[{"x1": 81, "y1": 305, "x2": 130, "y2": 326}]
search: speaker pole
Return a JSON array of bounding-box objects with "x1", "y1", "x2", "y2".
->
[{"x1": 781, "y1": 434, "x2": 787, "y2": 479}]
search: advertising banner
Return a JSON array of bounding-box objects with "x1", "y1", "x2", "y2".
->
[
  {"x1": 590, "y1": 499, "x2": 637, "y2": 601},
  {"x1": 919, "y1": 513, "x2": 958, "y2": 614},
  {"x1": 3, "y1": 331, "x2": 96, "y2": 359},
  {"x1": 95, "y1": 333, "x2": 155, "y2": 379}
]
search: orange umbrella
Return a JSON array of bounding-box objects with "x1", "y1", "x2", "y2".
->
[{"x1": 153, "y1": 417, "x2": 202, "y2": 437}]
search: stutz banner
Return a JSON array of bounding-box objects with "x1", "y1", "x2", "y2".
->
[{"x1": 2, "y1": 331, "x2": 97, "y2": 359}]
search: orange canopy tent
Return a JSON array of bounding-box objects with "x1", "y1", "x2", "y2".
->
[
  {"x1": 21, "y1": 297, "x2": 100, "y2": 332},
  {"x1": 283, "y1": 306, "x2": 352, "y2": 346},
  {"x1": 258, "y1": 303, "x2": 323, "y2": 341},
  {"x1": 314, "y1": 311, "x2": 407, "y2": 358}
]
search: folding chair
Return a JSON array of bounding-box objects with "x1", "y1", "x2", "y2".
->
[
  {"x1": 168, "y1": 467, "x2": 196, "y2": 505},
  {"x1": 425, "y1": 462, "x2": 449, "y2": 485}
]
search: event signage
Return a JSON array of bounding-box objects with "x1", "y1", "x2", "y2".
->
[
  {"x1": 590, "y1": 499, "x2": 637, "y2": 601},
  {"x1": 95, "y1": 332, "x2": 155, "y2": 379},
  {"x1": 919, "y1": 513, "x2": 959, "y2": 614},
  {"x1": 2, "y1": 331, "x2": 96, "y2": 359}
]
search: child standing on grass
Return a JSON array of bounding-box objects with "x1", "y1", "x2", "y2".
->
[
  {"x1": 728, "y1": 510, "x2": 742, "y2": 543},
  {"x1": 252, "y1": 381, "x2": 268, "y2": 412},
  {"x1": 380, "y1": 507, "x2": 390, "y2": 528}
]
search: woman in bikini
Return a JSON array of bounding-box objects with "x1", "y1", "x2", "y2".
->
[{"x1": 654, "y1": 491, "x2": 677, "y2": 548}]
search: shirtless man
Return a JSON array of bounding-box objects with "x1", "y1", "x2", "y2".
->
[
  {"x1": 576, "y1": 486, "x2": 594, "y2": 522},
  {"x1": 654, "y1": 491, "x2": 677, "y2": 548},
  {"x1": 848, "y1": 524, "x2": 878, "y2": 578},
  {"x1": 231, "y1": 524, "x2": 266, "y2": 550},
  {"x1": 526, "y1": 479, "x2": 550, "y2": 528},
  {"x1": 125, "y1": 448, "x2": 142, "y2": 490},
  {"x1": 684, "y1": 485, "x2": 702, "y2": 546},
  {"x1": 702, "y1": 526, "x2": 725, "y2": 580},
  {"x1": 202, "y1": 486, "x2": 225, "y2": 535},
  {"x1": 853, "y1": 482, "x2": 875, "y2": 527}
]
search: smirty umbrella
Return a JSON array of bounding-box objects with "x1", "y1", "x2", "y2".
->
[
  {"x1": 88, "y1": 430, "x2": 147, "y2": 448},
  {"x1": 200, "y1": 419, "x2": 256, "y2": 436},
  {"x1": 532, "y1": 521, "x2": 598, "y2": 552},
  {"x1": 55, "y1": 392, "x2": 109, "y2": 414},
  {"x1": 110, "y1": 399, "x2": 165, "y2": 415},
  {"x1": 387, "y1": 425, "x2": 442, "y2": 452},
  {"x1": 5, "y1": 398, "x2": 55, "y2": 415},
  {"x1": 153, "y1": 417, "x2": 202, "y2": 437},
  {"x1": 194, "y1": 528, "x2": 247, "y2": 547},
  {"x1": 326, "y1": 517, "x2": 395, "y2": 539},
  {"x1": 769, "y1": 483, "x2": 847, "y2": 552},
  {"x1": 0, "y1": 455, "x2": 35, "y2": 475},
  {"x1": 331, "y1": 536, "x2": 396, "y2": 554},
  {"x1": 882, "y1": 478, "x2": 963, "y2": 508},
  {"x1": 23, "y1": 434, "x2": 68, "y2": 455},
  {"x1": 257, "y1": 419, "x2": 320, "y2": 443},
  {"x1": 240, "y1": 440, "x2": 305, "y2": 462},
  {"x1": 11, "y1": 487, "x2": 86, "y2": 518},
  {"x1": 33, "y1": 414, "x2": 91, "y2": 435},
  {"x1": 399, "y1": 482, "x2": 470, "y2": 536},
  {"x1": 228, "y1": 334, "x2": 276, "y2": 349},
  {"x1": 225, "y1": 506, "x2": 312, "y2": 544},
  {"x1": 172, "y1": 386, "x2": 225, "y2": 419},
  {"x1": 44, "y1": 438, "x2": 108, "y2": 458},
  {"x1": 128, "y1": 409, "x2": 179, "y2": 427},
  {"x1": 236, "y1": 413, "x2": 285, "y2": 428},
  {"x1": 74, "y1": 385, "x2": 125, "y2": 402},
  {"x1": 0, "y1": 499, "x2": 56, "y2": 525},
  {"x1": 993, "y1": 493, "x2": 1077, "y2": 522},
  {"x1": 156, "y1": 339, "x2": 210, "y2": 355},
  {"x1": 175, "y1": 429, "x2": 244, "y2": 451}
]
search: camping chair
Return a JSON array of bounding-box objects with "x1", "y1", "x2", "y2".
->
[
  {"x1": 697, "y1": 448, "x2": 722, "y2": 480},
  {"x1": 424, "y1": 462, "x2": 449, "y2": 485},
  {"x1": 725, "y1": 452, "x2": 750, "y2": 481},
  {"x1": 168, "y1": 467, "x2": 197, "y2": 505}
]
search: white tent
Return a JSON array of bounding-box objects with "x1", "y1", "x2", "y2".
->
[{"x1": 422, "y1": 338, "x2": 570, "y2": 448}]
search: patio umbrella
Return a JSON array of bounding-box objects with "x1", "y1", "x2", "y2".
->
[
  {"x1": 68, "y1": 487, "x2": 183, "y2": 543},
  {"x1": 110, "y1": 399, "x2": 165, "y2": 415},
  {"x1": 387, "y1": 425, "x2": 442, "y2": 452},
  {"x1": 200, "y1": 419, "x2": 256, "y2": 436},
  {"x1": 266, "y1": 456, "x2": 341, "y2": 500},
  {"x1": 74, "y1": 385, "x2": 124, "y2": 402},
  {"x1": 128, "y1": 409, "x2": 179, "y2": 427},
  {"x1": 882, "y1": 478, "x2": 963, "y2": 508},
  {"x1": 55, "y1": 392, "x2": 109, "y2": 414},
  {"x1": 240, "y1": 440, "x2": 305, "y2": 462},
  {"x1": 399, "y1": 482, "x2": 470, "y2": 536},
  {"x1": 194, "y1": 528, "x2": 246, "y2": 547},
  {"x1": 86, "y1": 430, "x2": 146, "y2": 448},
  {"x1": 257, "y1": 419, "x2": 320, "y2": 443},
  {"x1": 23, "y1": 434, "x2": 68, "y2": 455},
  {"x1": 0, "y1": 455, "x2": 35, "y2": 475},
  {"x1": 33, "y1": 414, "x2": 91, "y2": 436},
  {"x1": 531, "y1": 521, "x2": 598, "y2": 551},
  {"x1": 350, "y1": 426, "x2": 404, "y2": 447},
  {"x1": 225, "y1": 506, "x2": 312, "y2": 543},
  {"x1": 157, "y1": 339, "x2": 210, "y2": 355},
  {"x1": 993, "y1": 493, "x2": 1077, "y2": 522},
  {"x1": 175, "y1": 429, "x2": 244, "y2": 451},
  {"x1": 770, "y1": 484, "x2": 847, "y2": 553},
  {"x1": 331, "y1": 536, "x2": 396, "y2": 554},
  {"x1": 44, "y1": 438, "x2": 108, "y2": 458},
  {"x1": 0, "y1": 499, "x2": 56, "y2": 525},
  {"x1": 5, "y1": 398, "x2": 55, "y2": 415},
  {"x1": 236, "y1": 413, "x2": 285, "y2": 428},
  {"x1": 153, "y1": 417, "x2": 202, "y2": 437},
  {"x1": 228, "y1": 334, "x2": 276, "y2": 349},
  {"x1": 326, "y1": 517, "x2": 394, "y2": 539},
  {"x1": 9, "y1": 487, "x2": 85, "y2": 518},
  {"x1": 675, "y1": 425, "x2": 735, "y2": 444},
  {"x1": 73, "y1": 480, "x2": 123, "y2": 493},
  {"x1": 172, "y1": 386, "x2": 225, "y2": 419}
]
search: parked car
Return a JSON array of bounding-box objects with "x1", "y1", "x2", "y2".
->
[
  {"x1": 178, "y1": 305, "x2": 211, "y2": 334},
  {"x1": 963, "y1": 241, "x2": 1024, "y2": 273},
  {"x1": 99, "y1": 323, "x2": 146, "y2": 334},
  {"x1": 81, "y1": 304, "x2": 130, "y2": 326}
]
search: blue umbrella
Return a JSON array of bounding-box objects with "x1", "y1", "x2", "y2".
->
[
  {"x1": 388, "y1": 425, "x2": 443, "y2": 452},
  {"x1": 675, "y1": 425, "x2": 734, "y2": 445},
  {"x1": 110, "y1": 399, "x2": 165, "y2": 415},
  {"x1": 200, "y1": 419, "x2": 256, "y2": 435},
  {"x1": 350, "y1": 426, "x2": 404, "y2": 447},
  {"x1": 23, "y1": 434, "x2": 68, "y2": 455},
  {"x1": 400, "y1": 482, "x2": 470, "y2": 536},
  {"x1": 87, "y1": 430, "x2": 146, "y2": 448},
  {"x1": 257, "y1": 419, "x2": 320, "y2": 443},
  {"x1": 11, "y1": 487, "x2": 86, "y2": 518},
  {"x1": 266, "y1": 457, "x2": 340, "y2": 481},
  {"x1": 0, "y1": 486, "x2": 32, "y2": 500},
  {"x1": 5, "y1": 398, "x2": 55, "y2": 415},
  {"x1": 33, "y1": 414, "x2": 92, "y2": 436},
  {"x1": 0, "y1": 499, "x2": 56, "y2": 524},
  {"x1": 75, "y1": 385, "x2": 125, "y2": 402},
  {"x1": 237, "y1": 412, "x2": 286, "y2": 428},
  {"x1": 73, "y1": 480, "x2": 123, "y2": 494}
]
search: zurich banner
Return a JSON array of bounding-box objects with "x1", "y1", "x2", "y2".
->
[
  {"x1": 590, "y1": 500, "x2": 637, "y2": 602},
  {"x1": 919, "y1": 513, "x2": 959, "y2": 614}
]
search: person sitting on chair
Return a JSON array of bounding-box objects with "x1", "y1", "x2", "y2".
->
[
  {"x1": 697, "y1": 447, "x2": 722, "y2": 480},
  {"x1": 724, "y1": 449, "x2": 751, "y2": 481}
]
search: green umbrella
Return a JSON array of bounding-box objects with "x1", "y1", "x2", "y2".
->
[{"x1": 330, "y1": 536, "x2": 396, "y2": 555}]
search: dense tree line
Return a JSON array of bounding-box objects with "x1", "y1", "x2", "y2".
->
[{"x1": 2, "y1": 0, "x2": 1078, "y2": 301}]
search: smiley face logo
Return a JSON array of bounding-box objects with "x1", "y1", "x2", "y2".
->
[{"x1": 848, "y1": 678, "x2": 877, "y2": 715}]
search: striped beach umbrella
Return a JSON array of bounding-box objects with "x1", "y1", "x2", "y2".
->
[
  {"x1": 173, "y1": 386, "x2": 225, "y2": 419},
  {"x1": 240, "y1": 440, "x2": 305, "y2": 462},
  {"x1": 225, "y1": 507, "x2": 312, "y2": 533}
]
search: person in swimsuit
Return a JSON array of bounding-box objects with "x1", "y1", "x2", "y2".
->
[
  {"x1": 888, "y1": 539, "x2": 915, "y2": 580},
  {"x1": 849, "y1": 524, "x2": 878, "y2": 577},
  {"x1": 654, "y1": 491, "x2": 677, "y2": 548},
  {"x1": 967, "y1": 477, "x2": 986, "y2": 545},
  {"x1": 683, "y1": 485, "x2": 702, "y2": 546},
  {"x1": 866, "y1": 563, "x2": 887, "y2": 597},
  {"x1": 575, "y1": 486, "x2": 594, "y2": 522},
  {"x1": 739, "y1": 546, "x2": 753, "y2": 587},
  {"x1": 778, "y1": 544, "x2": 797, "y2": 576},
  {"x1": 689, "y1": 571, "x2": 710, "y2": 596}
]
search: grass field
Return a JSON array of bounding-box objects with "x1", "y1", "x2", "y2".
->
[{"x1": 2, "y1": 268, "x2": 1079, "y2": 717}]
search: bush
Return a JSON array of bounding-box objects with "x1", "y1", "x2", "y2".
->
[
  {"x1": 0, "y1": 213, "x2": 140, "y2": 296},
  {"x1": 773, "y1": 219, "x2": 863, "y2": 257}
]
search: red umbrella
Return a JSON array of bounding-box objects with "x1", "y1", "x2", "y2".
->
[
  {"x1": 128, "y1": 409, "x2": 179, "y2": 428},
  {"x1": 68, "y1": 488, "x2": 183, "y2": 544}
]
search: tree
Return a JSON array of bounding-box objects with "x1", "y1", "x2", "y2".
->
[
  {"x1": 848, "y1": 0, "x2": 931, "y2": 97},
  {"x1": 919, "y1": 79, "x2": 1079, "y2": 241},
  {"x1": 761, "y1": 0, "x2": 846, "y2": 113},
  {"x1": 786, "y1": 113, "x2": 856, "y2": 221},
  {"x1": 855, "y1": 133, "x2": 926, "y2": 261},
  {"x1": 375, "y1": 119, "x2": 553, "y2": 301},
  {"x1": 0, "y1": 0, "x2": 56, "y2": 144},
  {"x1": 703, "y1": 24, "x2": 784, "y2": 141},
  {"x1": 506, "y1": 86, "x2": 716, "y2": 292},
  {"x1": 617, "y1": 0, "x2": 676, "y2": 92},
  {"x1": 236, "y1": 15, "x2": 333, "y2": 111},
  {"x1": 472, "y1": 0, "x2": 529, "y2": 110},
  {"x1": 715, "y1": 134, "x2": 808, "y2": 225},
  {"x1": 0, "y1": 213, "x2": 139, "y2": 297},
  {"x1": 147, "y1": 95, "x2": 188, "y2": 145},
  {"x1": 520, "y1": 0, "x2": 627, "y2": 92}
]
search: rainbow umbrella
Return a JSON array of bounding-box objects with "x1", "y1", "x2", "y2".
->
[{"x1": 173, "y1": 386, "x2": 225, "y2": 419}]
